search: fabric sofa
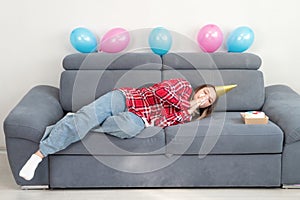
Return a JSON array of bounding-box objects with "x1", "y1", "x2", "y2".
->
[{"x1": 4, "y1": 52, "x2": 300, "y2": 189}]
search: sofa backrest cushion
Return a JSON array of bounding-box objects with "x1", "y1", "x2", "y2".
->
[
  {"x1": 60, "y1": 53, "x2": 162, "y2": 112},
  {"x1": 63, "y1": 53, "x2": 162, "y2": 70},
  {"x1": 162, "y1": 52, "x2": 262, "y2": 70},
  {"x1": 162, "y1": 53, "x2": 264, "y2": 111},
  {"x1": 60, "y1": 52, "x2": 264, "y2": 112}
]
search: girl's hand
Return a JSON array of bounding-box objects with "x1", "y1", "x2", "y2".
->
[
  {"x1": 188, "y1": 97, "x2": 208, "y2": 115},
  {"x1": 188, "y1": 99, "x2": 200, "y2": 115}
]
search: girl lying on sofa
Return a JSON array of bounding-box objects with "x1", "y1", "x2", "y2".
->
[{"x1": 19, "y1": 78, "x2": 222, "y2": 181}]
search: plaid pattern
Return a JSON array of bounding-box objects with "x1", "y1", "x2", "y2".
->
[{"x1": 118, "y1": 78, "x2": 192, "y2": 128}]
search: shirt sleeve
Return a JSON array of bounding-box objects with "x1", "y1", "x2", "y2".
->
[
  {"x1": 154, "y1": 110, "x2": 192, "y2": 127},
  {"x1": 153, "y1": 79, "x2": 192, "y2": 110}
]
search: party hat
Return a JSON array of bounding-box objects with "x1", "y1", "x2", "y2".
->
[{"x1": 215, "y1": 84, "x2": 237, "y2": 97}]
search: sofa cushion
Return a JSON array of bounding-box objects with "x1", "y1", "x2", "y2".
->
[
  {"x1": 165, "y1": 112, "x2": 283, "y2": 155},
  {"x1": 163, "y1": 69, "x2": 265, "y2": 111},
  {"x1": 162, "y1": 52, "x2": 264, "y2": 111},
  {"x1": 60, "y1": 70, "x2": 162, "y2": 112},
  {"x1": 60, "y1": 53, "x2": 162, "y2": 112},
  {"x1": 162, "y1": 52, "x2": 262, "y2": 70},
  {"x1": 63, "y1": 52, "x2": 162, "y2": 70},
  {"x1": 54, "y1": 126, "x2": 165, "y2": 155}
]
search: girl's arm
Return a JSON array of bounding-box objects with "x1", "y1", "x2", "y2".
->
[{"x1": 153, "y1": 79, "x2": 192, "y2": 110}]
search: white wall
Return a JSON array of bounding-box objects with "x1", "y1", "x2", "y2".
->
[{"x1": 1, "y1": 0, "x2": 300, "y2": 149}]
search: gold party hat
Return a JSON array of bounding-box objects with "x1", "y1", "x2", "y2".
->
[{"x1": 215, "y1": 84, "x2": 237, "y2": 97}]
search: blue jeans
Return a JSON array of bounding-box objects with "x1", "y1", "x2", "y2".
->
[{"x1": 40, "y1": 90, "x2": 145, "y2": 157}]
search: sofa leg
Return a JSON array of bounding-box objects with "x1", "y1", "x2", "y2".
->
[
  {"x1": 20, "y1": 185, "x2": 49, "y2": 190},
  {"x1": 282, "y1": 184, "x2": 300, "y2": 189}
]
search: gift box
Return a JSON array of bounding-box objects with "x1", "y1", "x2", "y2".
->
[{"x1": 240, "y1": 111, "x2": 269, "y2": 124}]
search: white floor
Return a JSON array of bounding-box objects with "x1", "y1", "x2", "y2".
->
[{"x1": 1, "y1": 151, "x2": 300, "y2": 200}]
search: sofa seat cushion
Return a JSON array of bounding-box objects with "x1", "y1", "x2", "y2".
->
[
  {"x1": 55, "y1": 126, "x2": 165, "y2": 155},
  {"x1": 165, "y1": 112, "x2": 283, "y2": 155}
]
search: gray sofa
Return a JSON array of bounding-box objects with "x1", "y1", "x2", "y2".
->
[{"x1": 4, "y1": 52, "x2": 300, "y2": 189}]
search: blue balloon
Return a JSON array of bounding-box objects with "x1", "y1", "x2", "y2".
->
[
  {"x1": 70, "y1": 27, "x2": 98, "y2": 53},
  {"x1": 148, "y1": 27, "x2": 172, "y2": 55},
  {"x1": 226, "y1": 26, "x2": 254, "y2": 52}
]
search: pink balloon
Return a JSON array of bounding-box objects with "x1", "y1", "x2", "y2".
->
[
  {"x1": 197, "y1": 24, "x2": 223, "y2": 53},
  {"x1": 99, "y1": 28, "x2": 130, "y2": 53}
]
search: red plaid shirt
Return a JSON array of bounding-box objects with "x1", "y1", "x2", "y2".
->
[{"x1": 118, "y1": 78, "x2": 193, "y2": 128}]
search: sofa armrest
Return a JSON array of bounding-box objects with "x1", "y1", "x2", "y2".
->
[
  {"x1": 4, "y1": 85, "x2": 64, "y2": 143},
  {"x1": 262, "y1": 85, "x2": 300, "y2": 144}
]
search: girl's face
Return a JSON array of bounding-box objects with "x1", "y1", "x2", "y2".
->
[{"x1": 193, "y1": 87, "x2": 217, "y2": 108}]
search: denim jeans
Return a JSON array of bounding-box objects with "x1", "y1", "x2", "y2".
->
[{"x1": 39, "y1": 90, "x2": 145, "y2": 157}]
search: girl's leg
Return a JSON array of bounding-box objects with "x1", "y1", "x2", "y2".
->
[
  {"x1": 93, "y1": 112, "x2": 145, "y2": 139},
  {"x1": 39, "y1": 90, "x2": 126, "y2": 157},
  {"x1": 19, "y1": 90, "x2": 126, "y2": 180}
]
